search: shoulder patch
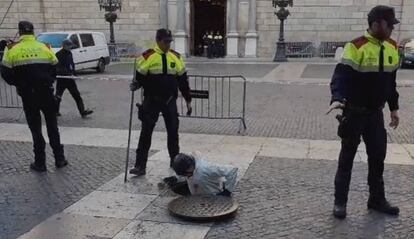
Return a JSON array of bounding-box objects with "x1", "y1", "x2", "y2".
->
[
  {"x1": 386, "y1": 38, "x2": 398, "y2": 49},
  {"x1": 142, "y1": 49, "x2": 155, "y2": 60},
  {"x1": 6, "y1": 42, "x2": 18, "y2": 50},
  {"x1": 350, "y1": 36, "x2": 369, "y2": 49},
  {"x1": 169, "y1": 49, "x2": 181, "y2": 58}
]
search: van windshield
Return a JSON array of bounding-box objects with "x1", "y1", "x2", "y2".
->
[{"x1": 37, "y1": 34, "x2": 68, "y2": 48}]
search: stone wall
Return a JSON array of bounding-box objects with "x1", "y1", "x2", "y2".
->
[
  {"x1": 0, "y1": 0, "x2": 160, "y2": 49},
  {"x1": 257, "y1": 0, "x2": 414, "y2": 57},
  {"x1": 2, "y1": 0, "x2": 414, "y2": 58}
]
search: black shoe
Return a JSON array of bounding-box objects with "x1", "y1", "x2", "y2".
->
[
  {"x1": 81, "y1": 109, "x2": 93, "y2": 118},
  {"x1": 56, "y1": 112, "x2": 61, "y2": 117},
  {"x1": 129, "y1": 167, "x2": 146, "y2": 176},
  {"x1": 333, "y1": 204, "x2": 347, "y2": 219},
  {"x1": 368, "y1": 198, "x2": 399, "y2": 215},
  {"x1": 30, "y1": 163, "x2": 47, "y2": 172},
  {"x1": 55, "y1": 159, "x2": 68, "y2": 168}
]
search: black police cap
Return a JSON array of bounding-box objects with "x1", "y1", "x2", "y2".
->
[
  {"x1": 368, "y1": 5, "x2": 400, "y2": 25},
  {"x1": 156, "y1": 28, "x2": 173, "y2": 42},
  {"x1": 18, "y1": 21, "x2": 34, "y2": 33}
]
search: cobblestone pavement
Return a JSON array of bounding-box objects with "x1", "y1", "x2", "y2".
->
[
  {"x1": 2, "y1": 79, "x2": 414, "y2": 143},
  {"x1": 206, "y1": 156, "x2": 414, "y2": 239},
  {"x1": 0, "y1": 140, "x2": 156, "y2": 239}
]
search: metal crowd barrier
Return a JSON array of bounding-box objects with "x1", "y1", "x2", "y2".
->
[
  {"x1": 320, "y1": 41, "x2": 347, "y2": 58},
  {"x1": 286, "y1": 42, "x2": 314, "y2": 58},
  {"x1": 182, "y1": 75, "x2": 247, "y2": 132},
  {"x1": 0, "y1": 59, "x2": 22, "y2": 108},
  {"x1": 137, "y1": 75, "x2": 247, "y2": 133}
]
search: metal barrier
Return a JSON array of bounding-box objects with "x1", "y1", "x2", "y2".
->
[
  {"x1": 138, "y1": 75, "x2": 247, "y2": 132},
  {"x1": 0, "y1": 62, "x2": 22, "y2": 108},
  {"x1": 320, "y1": 41, "x2": 347, "y2": 58},
  {"x1": 182, "y1": 75, "x2": 247, "y2": 132},
  {"x1": 286, "y1": 42, "x2": 314, "y2": 58}
]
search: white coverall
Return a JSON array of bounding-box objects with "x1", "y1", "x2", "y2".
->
[{"x1": 185, "y1": 154, "x2": 238, "y2": 195}]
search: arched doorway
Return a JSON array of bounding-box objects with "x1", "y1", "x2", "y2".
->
[{"x1": 190, "y1": 0, "x2": 227, "y2": 56}]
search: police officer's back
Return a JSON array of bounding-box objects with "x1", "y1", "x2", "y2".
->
[
  {"x1": 1, "y1": 21, "x2": 67, "y2": 172},
  {"x1": 129, "y1": 29, "x2": 192, "y2": 176},
  {"x1": 327, "y1": 6, "x2": 400, "y2": 219}
]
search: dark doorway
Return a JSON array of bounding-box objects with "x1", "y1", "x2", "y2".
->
[{"x1": 190, "y1": 0, "x2": 226, "y2": 56}]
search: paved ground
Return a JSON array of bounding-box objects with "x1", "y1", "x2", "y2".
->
[
  {"x1": 2, "y1": 72, "x2": 414, "y2": 143},
  {"x1": 0, "y1": 140, "x2": 156, "y2": 239},
  {"x1": 206, "y1": 157, "x2": 414, "y2": 239},
  {"x1": 1, "y1": 61, "x2": 414, "y2": 238}
]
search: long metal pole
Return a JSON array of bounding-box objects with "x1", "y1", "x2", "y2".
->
[
  {"x1": 124, "y1": 91, "x2": 135, "y2": 183},
  {"x1": 124, "y1": 58, "x2": 137, "y2": 183}
]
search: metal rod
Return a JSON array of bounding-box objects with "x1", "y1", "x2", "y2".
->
[
  {"x1": 228, "y1": 76, "x2": 231, "y2": 117},
  {"x1": 194, "y1": 76, "x2": 197, "y2": 116},
  {"x1": 201, "y1": 76, "x2": 204, "y2": 117},
  {"x1": 242, "y1": 77, "x2": 247, "y2": 130},
  {"x1": 215, "y1": 77, "x2": 217, "y2": 117},
  {"x1": 221, "y1": 76, "x2": 224, "y2": 118},
  {"x1": 208, "y1": 77, "x2": 210, "y2": 117},
  {"x1": 124, "y1": 91, "x2": 134, "y2": 183}
]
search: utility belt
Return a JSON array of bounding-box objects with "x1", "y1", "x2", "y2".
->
[
  {"x1": 146, "y1": 95, "x2": 174, "y2": 105},
  {"x1": 136, "y1": 95, "x2": 174, "y2": 121},
  {"x1": 345, "y1": 104, "x2": 384, "y2": 114}
]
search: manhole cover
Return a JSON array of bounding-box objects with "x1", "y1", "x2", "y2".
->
[{"x1": 168, "y1": 195, "x2": 239, "y2": 221}]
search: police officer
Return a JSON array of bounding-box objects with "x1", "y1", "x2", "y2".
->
[
  {"x1": 55, "y1": 39, "x2": 93, "y2": 118},
  {"x1": 1, "y1": 21, "x2": 67, "y2": 172},
  {"x1": 214, "y1": 31, "x2": 224, "y2": 57},
  {"x1": 207, "y1": 31, "x2": 214, "y2": 59},
  {"x1": 327, "y1": 6, "x2": 401, "y2": 219},
  {"x1": 129, "y1": 29, "x2": 192, "y2": 176}
]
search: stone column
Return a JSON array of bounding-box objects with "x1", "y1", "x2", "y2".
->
[
  {"x1": 174, "y1": 0, "x2": 187, "y2": 55},
  {"x1": 226, "y1": 0, "x2": 239, "y2": 57},
  {"x1": 245, "y1": 0, "x2": 258, "y2": 57},
  {"x1": 160, "y1": 0, "x2": 168, "y2": 29}
]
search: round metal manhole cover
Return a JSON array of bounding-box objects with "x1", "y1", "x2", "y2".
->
[{"x1": 168, "y1": 195, "x2": 239, "y2": 221}]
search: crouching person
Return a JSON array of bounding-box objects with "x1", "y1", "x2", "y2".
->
[{"x1": 171, "y1": 153, "x2": 238, "y2": 197}]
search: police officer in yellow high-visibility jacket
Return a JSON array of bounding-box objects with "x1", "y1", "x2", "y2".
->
[
  {"x1": 327, "y1": 6, "x2": 401, "y2": 219},
  {"x1": 129, "y1": 29, "x2": 192, "y2": 176},
  {"x1": 1, "y1": 21, "x2": 67, "y2": 172}
]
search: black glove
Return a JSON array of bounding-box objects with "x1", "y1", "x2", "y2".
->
[
  {"x1": 217, "y1": 189, "x2": 232, "y2": 197},
  {"x1": 130, "y1": 82, "x2": 139, "y2": 91}
]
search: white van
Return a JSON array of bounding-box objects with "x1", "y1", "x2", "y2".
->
[{"x1": 37, "y1": 31, "x2": 110, "y2": 73}]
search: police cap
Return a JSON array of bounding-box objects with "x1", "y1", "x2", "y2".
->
[
  {"x1": 18, "y1": 21, "x2": 34, "y2": 34},
  {"x1": 156, "y1": 28, "x2": 173, "y2": 42},
  {"x1": 368, "y1": 5, "x2": 400, "y2": 25},
  {"x1": 172, "y1": 153, "x2": 195, "y2": 176}
]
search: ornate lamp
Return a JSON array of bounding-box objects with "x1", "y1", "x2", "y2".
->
[
  {"x1": 272, "y1": 0, "x2": 293, "y2": 62},
  {"x1": 98, "y1": 0, "x2": 122, "y2": 57}
]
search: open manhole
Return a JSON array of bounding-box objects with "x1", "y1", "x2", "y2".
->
[{"x1": 168, "y1": 195, "x2": 239, "y2": 221}]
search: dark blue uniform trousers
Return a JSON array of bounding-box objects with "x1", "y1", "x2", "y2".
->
[
  {"x1": 135, "y1": 97, "x2": 179, "y2": 169},
  {"x1": 334, "y1": 108, "x2": 387, "y2": 205}
]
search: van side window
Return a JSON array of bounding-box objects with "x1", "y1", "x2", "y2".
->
[
  {"x1": 80, "y1": 34, "x2": 95, "y2": 47},
  {"x1": 69, "y1": 34, "x2": 80, "y2": 48}
]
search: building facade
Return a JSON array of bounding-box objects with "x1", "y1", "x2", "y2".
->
[{"x1": 1, "y1": 0, "x2": 414, "y2": 58}]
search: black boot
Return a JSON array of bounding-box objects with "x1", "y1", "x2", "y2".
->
[
  {"x1": 55, "y1": 159, "x2": 68, "y2": 168},
  {"x1": 81, "y1": 109, "x2": 93, "y2": 118},
  {"x1": 368, "y1": 197, "x2": 399, "y2": 215},
  {"x1": 129, "y1": 167, "x2": 146, "y2": 176},
  {"x1": 30, "y1": 163, "x2": 47, "y2": 172},
  {"x1": 333, "y1": 204, "x2": 347, "y2": 219}
]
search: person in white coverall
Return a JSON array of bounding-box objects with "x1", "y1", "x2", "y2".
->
[{"x1": 171, "y1": 153, "x2": 238, "y2": 197}]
